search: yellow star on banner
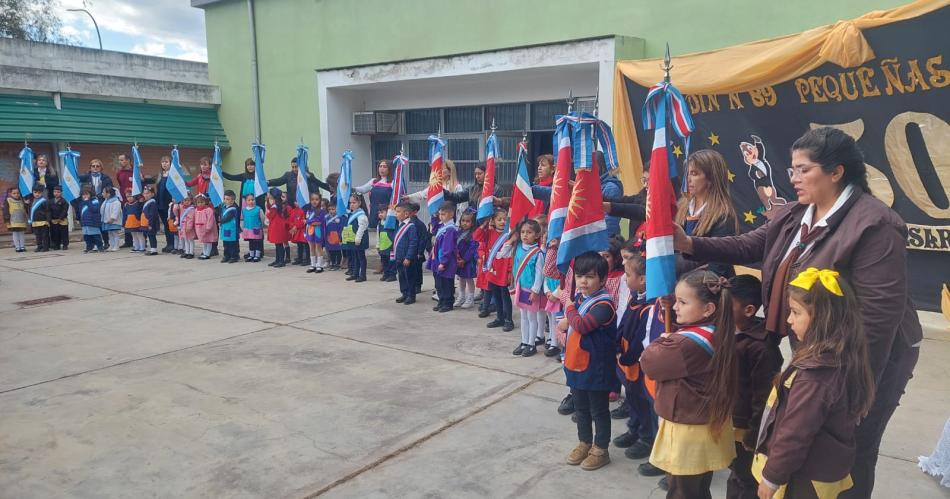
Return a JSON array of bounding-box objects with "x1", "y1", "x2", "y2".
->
[
  {"x1": 743, "y1": 211, "x2": 757, "y2": 224},
  {"x1": 672, "y1": 144, "x2": 683, "y2": 158},
  {"x1": 568, "y1": 183, "x2": 587, "y2": 218},
  {"x1": 727, "y1": 170, "x2": 736, "y2": 182},
  {"x1": 708, "y1": 132, "x2": 720, "y2": 145}
]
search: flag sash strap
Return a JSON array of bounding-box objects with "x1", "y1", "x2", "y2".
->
[
  {"x1": 393, "y1": 221, "x2": 411, "y2": 250},
  {"x1": 576, "y1": 289, "x2": 614, "y2": 315},
  {"x1": 511, "y1": 245, "x2": 541, "y2": 288},
  {"x1": 677, "y1": 325, "x2": 716, "y2": 356},
  {"x1": 555, "y1": 113, "x2": 619, "y2": 173},
  {"x1": 29, "y1": 197, "x2": 45, "y2": 223},
  {"x1": 131, "y1": 145, "x2": 143, "y2": 196},
  {"x1": 18, "y1": 146, "x2": 34, "y2": 197},
  {"x1": 483, "y1": 229, "x2": 509, "y2": 272}
]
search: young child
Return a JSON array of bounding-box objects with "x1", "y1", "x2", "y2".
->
[
  {"x1": 179, "y1": 194, "x2": 196, "y2": 259},
  {"x1": 485, "y1": 209, "x2": 513, "y2": 331},
  {"x1": 304, "y1": 192, "x2": 327, "y2": 273},
  {"x1": 612, "y1": 254, "x2": 659, "y2": 461},
  {"x1": 78, "y1": 189, "x2": 103, "y2": 253},
  {"x1": 324, "y1": 201, "x2": 344, "y2": 270},
  {"x1": 194, "y1": 194, "x2": 218, "y2": 260},
  {"x1": 727, "y1": 274, "x2": 783, "y2": 499},
  {"x1": 241, "y1": 192, "x2": 265, "y2": 262},
  {"x1": 218, "y1": 190, "x2": 240, "y2": 263},
  {"x1": 29, "y1": 185, "x2": 51, "y2": 252},
  {"x1": 288, "y1": 199, "x2": 309, "y2": 266},
  {"x1": 140, "y1": 187, "x2": 160, "y2": 255},
  {"x1": 560, "y1": 251, "x2": 619, "y2": 471},
  {"x1": 511, "y1": 219, "x2": 546, "y2": 356},
  {"x1": 376, "y1": 208, "x2": 396, "y2": 282},
  {"x1": 49, "y1": 186, "x2": 70, "y2": 250},
  {"x1": 473, "y1": 215, "x2": 498, "y2": 319},
  {"x1": 392, "y1": 201, "x2": 419, "y2": 304},
  {"x1": 342, "y1": 193, "x2": 369, "y2": 281},
  {"x1": 266, "y1": 188, "x2": 290, "y2": 267},
  {"x1": 640, "y1": 269, "x2": 738, "y2": 498},
  {"x1": 100, "y1": 187, "x2": 122, "y2": 251},
  {"x1": 409, "y1": 202, "x2": 429, "y2": 296},
  {"x1": 431, "y1": 201, "x2": 459, "y2": 312},
  {"x1": 167, "y1": 199, "x2": 182, "y2": 255},
  {"x1": 186, "y1": 157, "x2": 217, "y2": 257},
  {"x1": 454, "y1": 211, "x2": 478, "y2": 309},
  {"x1": 752, "y1": 268, "x2": 874, "y2": 499},
  {"x1": 123, "y1": 189, "x2": 144, "y2": 252},
  {"x1": 3, "y1": 187, "x2": 28, "y2": 252}
]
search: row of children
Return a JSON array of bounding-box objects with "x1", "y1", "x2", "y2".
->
[
  {"x1": 553, "y1": 245, "x2": 873, "y2": 499},
  {"x1": 3, "y1": 185, "x2": 71, "y2": 252}
]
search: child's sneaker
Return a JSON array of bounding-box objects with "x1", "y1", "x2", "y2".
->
[
  {"x1": 566, "y1": 442, "x2": 592, "y2": 466},
  {"x1": 453, "y1": 294, "x2": 465, "y2": 308},
  {"x1": 580, "y1": 446, "x2": 609, "y2": 470}
]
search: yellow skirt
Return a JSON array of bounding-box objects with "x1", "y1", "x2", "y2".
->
[
  {"x1": 751, "y1": 453, "x2": 853, "y2": 499},
  {"x1": 649, "y1": 417, "x2": 736, "y2": 476}
]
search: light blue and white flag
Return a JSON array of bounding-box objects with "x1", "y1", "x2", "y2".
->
[
  {"x1": 252, "y1": 143, "x2": 268, "y2": 198},
  {"x1": 59, "y1": 148, "x2": 82, "y2": 202},
  {"x1": 336, "y1": 150, "x2": 353, "y2": 215},
  {"x1": 165, "y1": 147, "x2": 189, "y2": 202},
  {"x1": 209, "y1": 143, "x2": 225, "y2": 207},
  {"x1": 18, "y1": 145, "x2": 34, "y2": 197},
  {"x1": 295, "y1": 144, "x2": 310, "y2": 207},
  {"x1": 131, "y1": 145, "x2": 143, "y2": 196}
]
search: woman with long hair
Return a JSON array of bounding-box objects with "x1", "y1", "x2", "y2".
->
[{"x1": 354, "y1": 159, "x2": 394, "y2": 229}]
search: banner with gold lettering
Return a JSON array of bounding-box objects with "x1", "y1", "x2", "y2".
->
[{"x1": 613, "y1": 1, "x2": 948, "y2": 310}]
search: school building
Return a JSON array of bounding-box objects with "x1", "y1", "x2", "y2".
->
[{"x1": 192, "y1": 0, "x2": 909, "y2": 191}]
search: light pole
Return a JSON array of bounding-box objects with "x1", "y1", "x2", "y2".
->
[{"x1": 66, "y1": 8, "x2": 102, "y2": 50}]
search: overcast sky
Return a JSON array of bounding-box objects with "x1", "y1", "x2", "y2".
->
[{"x1": 59, "y1": 0, "x2": 207, "y2": 62}]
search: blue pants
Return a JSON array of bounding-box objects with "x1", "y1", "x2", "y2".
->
[{"x1": 618, "y1": 370, "x2": 657, "y2": 443}]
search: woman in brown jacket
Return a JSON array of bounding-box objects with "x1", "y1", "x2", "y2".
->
[{"x1": 674, "y1": 127, "x2": 922, "y2": 499}]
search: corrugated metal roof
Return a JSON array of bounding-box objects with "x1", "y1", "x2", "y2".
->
[{"x1": 0, "y1": 94, "x2": 229, "y2": 148}]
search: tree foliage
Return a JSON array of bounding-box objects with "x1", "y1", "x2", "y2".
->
[{"x1": 0, "y1": 0, "x2": 78, "y2": 44}]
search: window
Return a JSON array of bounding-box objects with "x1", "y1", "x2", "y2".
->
[
  {"x1": 444, "y1": 106, "x2": 482, "y2": 133},
  {"x1": 530, "y1": 101, "x2": 569, "y2": 130},
  {"x1": 372, "y1": 139, "x2": 402, "y2": 163},
  {"x1": 485, "y1": 104, "x2": 526, "y2": 131},
  {"x1": 405, "y1": 109, "x2": 440, "y2": 135}
]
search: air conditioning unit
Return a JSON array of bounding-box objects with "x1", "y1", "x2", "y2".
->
[{"x1": 352, "y1": 111, "x2": 400, "y2": 135}]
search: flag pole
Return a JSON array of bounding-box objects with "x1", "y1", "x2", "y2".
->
[{"x1": 662, "y1": 43, "x2": 674, "y2": 333}]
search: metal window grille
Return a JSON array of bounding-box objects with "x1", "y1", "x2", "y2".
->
[
  {"x1": 530, "y1": 101, "x2": 569, "y2": 130},
  {"x1": 444, "y1": 106, "x2": 482, "y2": 133},
  {"x1": 485, "y1": 104, "x2": 527, "y2": 131},
  {"x1": 404, "y1": 109, "x2": 440, "y2": 135}
]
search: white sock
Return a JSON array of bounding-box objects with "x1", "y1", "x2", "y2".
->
[
  {"x1": 310, "y1": 256, "x2": 317, "y2": 267},
  {"x1": 316, "y1": 255, "x2": 324, "y2": 268},
  {"x1": 520, "y1": 309, "x2": 533, "y2": 345},
  {"x1": 535, "y1": 310, "x2": 547, "y2": 342}
]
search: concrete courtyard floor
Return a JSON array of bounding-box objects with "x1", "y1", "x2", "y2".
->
[{"x1": 0, "y1": 247, "x2": 947, "y2": 499}]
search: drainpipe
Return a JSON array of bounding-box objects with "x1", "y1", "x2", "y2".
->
[{"x1": 247, "y1": 0, "x2": 262, "y2": 143}]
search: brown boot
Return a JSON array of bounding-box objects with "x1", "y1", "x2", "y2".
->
[
  {"x1": 580, "y1": 445, "x2": 610, "y2": 470},
  {"x1": 566, "y1": 442, "x2": 592, "y2": 465}
]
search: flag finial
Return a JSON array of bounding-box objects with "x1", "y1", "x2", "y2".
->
[
  {"x1": 566, "y1": 89, "x2": 575, "y2": 113},
  {"x1": 490, "y1": 118, "x2": 496, "y2": 132},
  {"x1": 663, "y1": 43, "x2": 673, "y2": 83},
  {"x1": 522, "y1": 130, "x2": 527, "y2": 142},
  {"x1": 400, "y1": 143, "x2": 404, "y2": 156},
  {"x1": 593, "y1": 88, "x2": 600, "y2": 117}
]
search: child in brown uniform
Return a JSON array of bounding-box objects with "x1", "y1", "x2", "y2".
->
[
  {"x1": 640, "y1": 269, "x2": 738, "y2": 499},
  {"x1": 727, "y1": 275, "x2": 783, "y2": 499},
  {"x1": 753, "y1": 268, "x2": 875, "y2": 499}
]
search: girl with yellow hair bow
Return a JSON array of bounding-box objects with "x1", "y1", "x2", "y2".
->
[{"x1": 752, "y1": 268, "x2": 875, "y2": 498}]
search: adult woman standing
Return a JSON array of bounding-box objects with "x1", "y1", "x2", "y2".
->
[
  {"x1": 674, "y1": 127, "x2": 921, "y2": 498},
  {"x1": 354, "y1": 159, "x2": 393, "y2": 229},
  {"x1": 404, "y1": 159, "x2": 467, "y2": 217}
]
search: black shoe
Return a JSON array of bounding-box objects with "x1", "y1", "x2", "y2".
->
[
  {"x1": 396, "y1": 296, "x2": 406, "y2": 303},
  {"x1": 346, "y1": 275, "x2": 357, "y2": 281},
  {"x1": 252, "y1": 257, "x2": 261, "y2": 262},
  {"x1": 613, "y1": 431, "x2": 638, "y2": 448},
  {"x1": 478, "y1": 309, "x2": 491, "y2": 318},
  {"x1": 273, "y1": 262, "x2": 286, "y2": 268},
  {"x1": 502, "y1": 321, "x2": 514, "y2": 332},
  {"x1": 162, "y1": 247, "x2": 172, "y2": 253},
  {"x1": 145, "y1": 251, "x2": 157, "y2": 256},
  {"x1": 658, "y1": 476, "x2": 669, "y2": 491},
  {"x1": 433, "y1": 305, "x2": 441, "y2": 312},
  {"x1": 624, "y1": 439, "x2": 653, "y2": 460},
  {"x1": 355, "y1": 276, "x2": 366, "y2": 282},
  {"x1": 210, "y1": 249, "x2": 219, "y2": 256},
  {"x1": 512, "y1": 343, "x2": 526, "y2": 356},
  {"x1": 638, "y1": 462, "x2": 665, "y2": 477},
  {"x1": 220, "y1": 257, "x2": 229, "y2": 263},
  {"x1": 384, "y1": 275, "x2": 397, "y2": 282},
  {"x1": 228, "y1": 257, "x2": 238, "y2": 263},
  {"x1": 557, "y1": 394, "x2": 575, "y2": 415},
  {"x1": 198, "y1": 255, "x2": 209, "y2": 260},
  {"x1": 51, "y1": 246, "x2": 61, "y2": 250},
  {"x1": 486, "y1": 320, "x2": 503, "y2": 328},
  {"x1": 534, "y1": 338, "x2": 545, "y2": 346},
  {"x1": 184, "y1": 254, "x2": 194, "y2": 259},
  {"x1": 544, "y1": 345, "x2": 561, "y2": 357},
  {"x1": 404, "y1": 297, "x2": 415, "y2": 305},
  {"x1": 244, "y1": 254, "x2": 252, "y2": 261},
  {"x1": 521, "y1": 345, "x2": 537, "y2": 357},
  {"x1": 438, "y1": 305, "x2": 452, "y2": 313},
  {"x1": 307, "y1": 267, "x2": 318, "y2": 273},
  {"x1": 291, "y1": 259, "x2": 301, "y2": 265},
  {"x1": 268, "y1": 261, "x2": 278, "y2": 267},
  {"x1": 610, "y1": 403, "x2": 630, "y2": 420}
]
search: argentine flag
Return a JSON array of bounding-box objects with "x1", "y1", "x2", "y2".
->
[
  {"x1": 295, "y1": 144, "x2": 310, "y2": 207},
  {"x1": 384, "y1": 153, "x2": 408, "y2": 230},
  {"x1": 477, "y1": 133, "x2": 498, "y2": 221},
  {"x1": 336, "y1": 150, "x2": 353, "y2": 215},
  {"x1": 165, "y1": 147, "x2": 189, "y2": 202},
  {"x1": 131, "y1": 145, "x2": 143, "y2": 196},
  {"x1": 209, "y1": 143, "x2": 225, "y2": 207},
  {"x1": 252, "y1": 143, "x2": 268, "y2": 198},
  {"x1": 18, "y1": 145, "x2": 34, "y2": 197},
  {"x1": 59, "y1": 148, "x2": 82, "y2": 202}
]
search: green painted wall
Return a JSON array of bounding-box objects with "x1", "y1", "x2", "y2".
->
[{"x1": 202, "y1": 0, "x2": 910, "y2": 176}]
